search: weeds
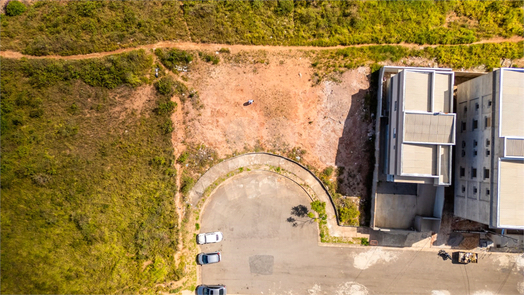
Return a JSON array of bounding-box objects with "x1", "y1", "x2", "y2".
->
[
  {"x1": 2, "y1": 1, "x2": 522, "y2": 56},
  {"x1": 312, "y1": 41, "x2": 524, "y2": 80},
  {"x1": 1, "y1": 56, "x2": 179, "y2": 294}
]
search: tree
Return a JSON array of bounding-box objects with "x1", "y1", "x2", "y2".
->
[{"x1": 5, "y1": 1, "x2": 27, "y2": 16}]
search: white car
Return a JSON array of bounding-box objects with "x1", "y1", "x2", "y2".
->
[
  {"x1": 197, "y1": 252, "x2": 221, "y2": 265},
  {"x1": 197, "y1": 232, "x2": 223, "y2": 245}
]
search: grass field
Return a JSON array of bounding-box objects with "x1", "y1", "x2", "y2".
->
[
  {"x1": 0, "y1": 51, "x2": 183, "y2": 294},
  {"x1": 1, "y1": 0, "x2": 523, "y2": 55}
]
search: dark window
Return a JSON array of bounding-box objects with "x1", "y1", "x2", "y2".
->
[
  {"x1": 464, "y1": 106, "x2": 467, "y2": 114},
  {"x1": 486, "y1": 139, "x2": 490, "y2": 147},
  {"x1": 486, "y1": 189, "x2": 490, "y2": 196},
  {"x1": 488, "y1": 100, "x2": 492, "y2": 107},
  {"x1": 474, "y1": 140, "x2": 478, "y2": 147},
  {"x1": 475, "y1": 103, "x2": 479, "y2": 110},
  {"x1": 486, "y1": 149, "x2": 491, "y2": 156},
  {"x1": 460, "y1": 167, "x2": 465, "y2": 177},
  {"x1": 473, "y1": 187, "x2": 478, "y2": 194},
  {"x1": 484, "y1": 168, "x2": 490, "y2": 179},
  {"x1": 462, "y1": 122, "x2": 467, "y2": 132},
  {"x1": 472, "y1": 168, "x2": 477, "y2": 178},
  {"x1": 461, "y1": 150, "x2": 466, "y2": 157},
  {"x1": 473, "y1": 119, "x2": 478, "y2": 130},
  {"x1": 462, "y1": 185, "x2": 466, "y2": 193},
  {"x1": 462, "y1": 141, "x2": 466, "y2": 148},
  {"x1": 473, "y1": 150, "x2": 477, "y2": 157}
]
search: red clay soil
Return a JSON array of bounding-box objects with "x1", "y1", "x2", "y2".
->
[{"x1": 179, "y1": 50, "x2": 373, "y2": 197}]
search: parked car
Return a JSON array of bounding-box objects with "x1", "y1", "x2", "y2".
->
[
  {"x1": 197, "y1": 252, "x2": 221, "y2": 265},
  {"x1": 196, "y1": 232, "x2": 223, "y2": 245},
  {"x1": 196, "y1": 284, "x2": 226, "y2": 295}
]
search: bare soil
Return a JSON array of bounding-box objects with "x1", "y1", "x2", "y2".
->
[{"x1": 179, "y1": 51, "x2": 373, "y2": 198}]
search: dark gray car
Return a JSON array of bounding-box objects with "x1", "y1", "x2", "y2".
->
[{"x1": 195, "y1": 284, "x2": 226, "y2": 295}]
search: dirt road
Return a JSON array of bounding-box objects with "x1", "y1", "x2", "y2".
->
[{"x1": 1, "y1": 36, "x2": 523, "y2": 60}]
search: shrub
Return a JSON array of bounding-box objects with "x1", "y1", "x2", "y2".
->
[
  {"x1": 151, "y1": 156, "x2": 166, "y2": 167},
  {"x1": 154, "y1": 76, "x2": 176, "y2": 97},
  {"x1": 180, "y1": 175, "x2": 195, "y2": 195},
  {"x1": 322, "y1": 166, "x2": 334, "y2": 177},
  {"x1": 177, "y1": 151, "x2": 189, "y2": 164},
  {"x1": 5, "y1": 0, "x2": 26, "y2": 16},
  {"x1": 29, "y1": 109, "x2": 44, "y2": 118},
  {"x1": 275, "y1": 0, "x2": 293, "y2": 16},
  {"x1": 155, "y1": 101, "x2": 177, "y2": 115},
  {"x1": 338, "y1": 200, "x2": 360, "y2": 226},
  {"x1": 198, "y1": 52, "x2": 219, "y2": 65},
  {"x1": 161, "y1": 120, "x2": 174, "y2": 135},
  {"x1": 155, "y1": 49, "x2": 193, "y2": 71},
  {"x1": 164, "y1": 168, "x2": 176, "y2": 177},
  {"x1": 311, "y1": 200, "x2": 326, "y2": 215},
  {"x1": 218, "y1": 48, "x2": 231, "y2": 54}
]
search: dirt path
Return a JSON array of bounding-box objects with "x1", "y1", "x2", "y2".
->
[{"x1": 1, "y1": 36, "x2": 523, "y2": 60}]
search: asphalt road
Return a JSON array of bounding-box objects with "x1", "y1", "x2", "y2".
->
[{"x1": 199, "y1": 170, "x2": 524, "y2": 295}]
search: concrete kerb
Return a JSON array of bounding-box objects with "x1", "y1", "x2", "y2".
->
[{"x1": 188, "y1": 152, "x2": 362, "y2": 238}]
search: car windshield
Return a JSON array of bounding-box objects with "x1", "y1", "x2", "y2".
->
[{"x1": 202, "y1": 256, "x2": 208, "y2": 264}]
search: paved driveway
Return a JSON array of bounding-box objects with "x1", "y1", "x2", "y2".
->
[{"x1": 199, "y1": 171, "x2": 524, "y2": 295}]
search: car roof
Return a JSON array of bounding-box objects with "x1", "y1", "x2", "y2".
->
[{"x1": 206, "y1": 253, "x2": 220, "y2": 263}]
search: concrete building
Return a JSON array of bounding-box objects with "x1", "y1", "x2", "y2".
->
[
  {"x1": 371, "y1": 67, "x2": 455, "y2": 233},
  {"x1": 385, "y1": 69, "x2": 456, "y2": 186},
  {"x1": 454, "y1": 68, "x2": 524, "y2": 230}
]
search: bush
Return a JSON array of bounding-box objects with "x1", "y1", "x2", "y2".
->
[
  {"x1": 5, "y1": 0, "x2": 26, "y2": 16},
  {"x1": 155, "y1": 101, "x2": 177, "y2": 115},
  {"x1": 161, "y1": 120, "x2": 174, "y2": 134},
  {"x1": 154, "y1": 76, "x2": 176, "y2": 97},
  {"x1": 155, "y1": 49, "x2": 193, "y2": 71},
  {"x1": 311, "y1": 200, "x2": 326, "y2": 215},
  {"x1": 322, "y1": 166, "x2": 334, "y2": 177},
  {"x1": 338, "y1": 199, "x2": 360, "y2": 226},
  {"x1": 177, "y1": 151, "x2": 189, "y2": 164},
  {"x1": 198, "y1": 52, "x2": 220, "y2": 65},
  {"x1": 180, "y1": 175, "x2": 195, "y2": 195}
]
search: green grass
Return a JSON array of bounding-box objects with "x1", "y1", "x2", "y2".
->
[
  {"x1": 312, "y1": 41, "x2": 524, "y2": 78},
  {"x1": 0, "y1": 1, "x2": 188, "y2": 56},
  {"x1": 0, "y1": 52, "x2": 182, "y2": 294},
  {"x1": 1, "y1": 0, "x2": 523, "y2": 56}
]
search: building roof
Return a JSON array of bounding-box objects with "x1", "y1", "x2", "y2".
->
[
  {"x1": 395, "y1": 69, "x2": 455, "y2": 185},
  {"x1": 500, "y1": 69, "x2": 524, "y2": 138},
  {"x1": 497, "y1": 69, "x2": 524, "y2": 229},
  {"x1": 404, "y1": 113, "x2": 455, "y2": 144},
  {"x1": 498, "y1": 160, "x2": 524, "y2": 228},
  {"x1": 404, "y1": 71, "x2": 453, "y2": 113},
  {"x1": 506, "y1": 138, "x2": 524, "y2": 158}
]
